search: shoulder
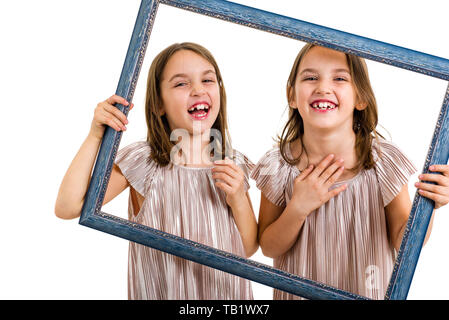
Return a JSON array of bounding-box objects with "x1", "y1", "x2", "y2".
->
[
  {"x1": 116, "y1": 141, "x2": 151, "y2": 160},
  {"x1": 372, "y1": 138, "x2": 416, "y2": 171},
  {"x1": 256, "y1": 146, "x2": 283, "y2": 166},
  {"x1": 251, "y1": 145, "x2": 288, "y2": 178},
  {"x1": 114, "y1": 141, "x2": 158, "y2": 196},
  {"x1": 250, "y1": 145, "x2": 291, "y2": 207},
  {"x1": 371, "y1": 137, "x2": 417, "y2": 206},
  {"x1": 372, "y1": 138, "x2": 404, "y2": 160},
  {"x1": 250, "y1": 145, "x2": 292, "y2": 183}
]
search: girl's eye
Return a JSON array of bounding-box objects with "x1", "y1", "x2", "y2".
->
[
  {"x1": 303, "y1": 76, "x2": 317, "y2": 81},
  {"x1": 334, "y1": 77, "x2": 347, "y2": 81},
  {"x1": 174, "y1": 82, "x2": 187, "y2": 88},
  {"x1": 203, "y1": 79, "x2": 215, "y2": 83}
]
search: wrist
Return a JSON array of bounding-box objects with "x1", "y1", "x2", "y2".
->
[
  {"x1": 227, "y1": 192, "x2": 248, "y2": 210},
  {"x1": 288, "y1": 195, "x2": 310, "y2": 219},
  {"x1": 87, "y1": 129, "x2": 104, "y2": 144}
]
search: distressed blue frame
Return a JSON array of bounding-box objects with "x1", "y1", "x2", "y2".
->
[{"x1": 79, "y1": 0, "x2": 449, "y2": 300}]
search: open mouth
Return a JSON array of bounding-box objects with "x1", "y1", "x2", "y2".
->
[
  {"x1": 188, "y1": 103, "x2": 211, "y2": 120},
  {"x1": 310, "y1": 101, "x2": 338, "y2": 113}
]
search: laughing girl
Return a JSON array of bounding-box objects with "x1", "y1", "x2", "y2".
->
[
  {"x1": 55, "y1": 42, "x2": 257, "y2": 299},
  {"x1": 251, "y1": 43, "x2": 449, "y2": 299}
]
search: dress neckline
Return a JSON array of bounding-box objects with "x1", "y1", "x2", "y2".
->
[
  {"x1": 284, "y1": 142, "x2": 363, "y2": 186},
  {"x1": 171, "y1": 162, "x2": 214, "y2": 170}
]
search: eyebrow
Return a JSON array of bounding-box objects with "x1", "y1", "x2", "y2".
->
[
  {"x1": 299, "y1": 68, "x2": 350, "y2": 75},
  {"x1": 168, "y1": 69, "x2": 216, "y2": 82}
]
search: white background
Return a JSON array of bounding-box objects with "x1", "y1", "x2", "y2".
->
[{"x1": 1, "y1": 0, "x2": 449, "y2": 299}]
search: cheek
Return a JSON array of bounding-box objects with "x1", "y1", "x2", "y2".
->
[
  {"x1": 337, "y1": 88, "x2": 357, "y2": 107},
  {"x1": 210, "y1": 85, "x2": 220, "y2": 103},
  {"x1": 295, "y1": 87, "x2": 311, "y2": 107},
  {"x1": 161, "y1": 90, "x2": 184, "y2": 114}
]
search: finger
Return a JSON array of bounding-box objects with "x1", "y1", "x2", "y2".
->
[
  {"x1": 415, "y1": 181, "x2": 447, "y2": 195},
  {"x1": 223, "y1": 158, "x2": 244, "y2": 175},
  {"x1": 214, "y1": 157, "x2": 237, "y2": 169},
  {"x1": 212, "y1": 173, "x2": 236, "y2": 187},
  {"x1": 110, "y1": 116, "x2": 127, "y2": 132},
  {"x1": 103, "y1": 103, "x2": 129, "y2": 125},
  {"x1": 429, "y1": 165, "x2": 449, "y2": 176},
  {"x1": 418, "y1": 189, "x2": 448, "y2": 207},
  {"x1": 106, "y1": 94, "x2": 129, "y2": 107},
  {"x1": 212, "y1": 163, "x2": 240, "y2": 179},
  {"x1": 319, "y1": 158, "x2": 344, "y2": 183},
  {"x1": 103, "y1": 114, "x2": 125, "y2": 132},
  {"x1": 418, "y1": 173, "x2": 448, "y2": 186},
  {"x1": 212, "y1": 172, "x2": 239, "y2": 188},
  {"x1": 324, "y1": 165, "x2": 345, "y2": 187},
  {"x1": 215, "y1": 181, "x2": 233, "y2": 194},
  {"x1": 327, "y1": 183, "x2": 347, "y2": 200},
  {"x1": 100, "y1": 109, "x2": 126, "y2": 131},
  {"x1": 295, "y1": 164, "x2": 314, "y2": 181},
  {"x1": 309, "y1": 154, "x2": 335, "y2": 179}
]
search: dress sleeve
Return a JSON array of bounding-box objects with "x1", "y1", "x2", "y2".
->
[
  {"x1": 373, "y1": 139, "x2": 417, "y2": 206},
  {"x1": 250, "y1": 148, "x2": 289, "y2": 207},
  {"x1": 114, "y1": 141, "x2": 158, "y2": 196}
]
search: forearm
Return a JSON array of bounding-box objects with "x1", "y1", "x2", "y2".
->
[
  {"x1": 259, "y1": 201, "x2": 307, "y2": 259},
  {"x1": 424, "y1": 209, "x2": 436, "y2": 245},
  {"x1": 229, "y1": 195, "x2": 259, "y2": 258},
  {"x1": 55, "y1": 134, "x2": 102, "y2": 219},
  {"x1": 394, "y1": 209, "x2": 436, "y2": 252}
]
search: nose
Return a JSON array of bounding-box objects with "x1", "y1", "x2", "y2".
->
[
  {"x1": 314, "y1": 79, "x2": 332, "y2": 95},
  {"x1": 191, "y1": 81, "x2": 206, "y2": 96}
]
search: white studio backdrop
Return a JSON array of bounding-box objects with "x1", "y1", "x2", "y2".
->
[{"x1": 1, "y1": 0, "x2": 448, "y2": 299}]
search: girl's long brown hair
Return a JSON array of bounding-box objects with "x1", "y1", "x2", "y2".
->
[
  {"x1": 145, "y1": 42, "x2": 230, "y2": 166},
  {"x1": 279, "y1": 43, "x2": 383, "y2": 172}
]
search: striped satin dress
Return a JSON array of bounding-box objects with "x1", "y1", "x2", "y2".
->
[
  {"x1": 251, "y1": 138, "x2": 416, "y2": 300},
  {"x1": 115, "y1": 141, "x2": 254, "y2": 300}
]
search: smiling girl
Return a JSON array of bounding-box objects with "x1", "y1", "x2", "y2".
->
[
  {"x1": 55, "y1": 42, "x2": 257, "y2": 299},
  {"x1": 251, "y1": 43, "x2": 449, "y2": 299}
]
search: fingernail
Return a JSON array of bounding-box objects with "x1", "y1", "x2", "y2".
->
[{"x1": 430, "y1": 166, "x2": 435, "y2": 171}]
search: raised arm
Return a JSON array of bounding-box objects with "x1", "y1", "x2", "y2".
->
[{"x1": 54, "y1": 95, "x2": 132, "y2": 220}]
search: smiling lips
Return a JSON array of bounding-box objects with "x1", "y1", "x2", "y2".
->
[
  {"x1": 188, "y1": 102, "x2": 211, "y2": 120},
  {"x1": 310, "y1": 100, "x2": 338, "y2": 113}
]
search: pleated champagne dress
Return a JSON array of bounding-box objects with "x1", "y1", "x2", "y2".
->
[
  {"x1": 251, "y1": 138, "x2": 416, "y2": 300},
  {"x1": 115, "y1": 141, "x2": 254, "y2": 300}
]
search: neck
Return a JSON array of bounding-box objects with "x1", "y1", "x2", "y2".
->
[
  {"x1": 295, "y1": 124, "x2": 357, "y2": 171},
  {"x1": 173, "y1": 129, "x2": 214, "y2": 167}
]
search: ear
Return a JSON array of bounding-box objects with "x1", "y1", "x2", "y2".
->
[
  {"x1": 287, "y1": 86, "x2": 297, "y2": 109},
  {"x1": 159, "y1": 105, "x2": 166, "y2": 116},
  {"x1": 355, "y1": 101, "x2": 367, "y2": 111}
]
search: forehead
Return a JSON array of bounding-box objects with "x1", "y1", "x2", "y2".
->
[
  {"x1": 162, "y1": 49, "x2": 214, "y2": 79},
  {"x1": 299, "y1": 46, "x2": 349, "y2": 71}
]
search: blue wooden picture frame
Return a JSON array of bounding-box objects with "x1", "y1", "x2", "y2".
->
[{"x1": 79, "y1": 0, "x2": 449, "y2": 300}]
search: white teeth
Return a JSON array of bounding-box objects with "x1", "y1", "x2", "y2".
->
[
  {"x1": 188, "y1": 104, "x2": 209, "y2": 112},
  {"x1": 311, "y1": 102, "x2": 337, "y2": 110}
]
